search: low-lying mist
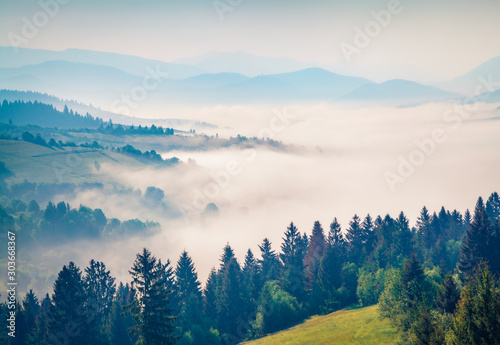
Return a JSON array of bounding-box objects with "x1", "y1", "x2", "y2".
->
[{"x1": 23, "y1": 101, "x2": 500, "y2": 294}]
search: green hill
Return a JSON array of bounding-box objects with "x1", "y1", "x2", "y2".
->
[
  {"x1": 0, "y1": 139, "x2": 156, "y2": 185},
  {"x1": 241, "y1": 305, "x2": 397, "y2": 345}
]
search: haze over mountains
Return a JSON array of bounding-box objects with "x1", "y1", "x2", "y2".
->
[
  {"x1": 0, "y1": 90, "x2": 217, "y2": 131},
  {"x1": 0, "y1": 46, "x2": 499, "y2": 114}
]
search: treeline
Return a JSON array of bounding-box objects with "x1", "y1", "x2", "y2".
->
[
  {"x1": 0, "y1": 100, "x2": 175, "y2": 136},
  {"x1": 97, "y1": 122, "x2": 174, "y2": 136},
  {"x1": 2, "y1": 192, "x2": 499, "y2": 345},
  {"x1": 117, "y1": 145, "x2": 180, "y2": 165},
  {"x1": 0, "y1": 198, "x2": 161, "y2": 249},
  {"x1": 378, "y1": 195, "x2": 500, "y2": 344},
  {"x1": 0, "y1": 100, "x2": 103, "y2": 129},
  {"x1": 2, "y1": 127, "x2": 181, "y2": 165}
]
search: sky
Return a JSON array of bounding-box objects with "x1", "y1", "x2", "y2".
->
[{"x1": 1, "y1": 0, "x2": 500, "y2": 82}]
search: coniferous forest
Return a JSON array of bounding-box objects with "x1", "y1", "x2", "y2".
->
[{"x1": 1, "y1": 192, "x2": 499, "y2": 345}]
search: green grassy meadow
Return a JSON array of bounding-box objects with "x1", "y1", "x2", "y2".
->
[{"x1": 241, "y1": 305, "x2": 397, "y2": 345}]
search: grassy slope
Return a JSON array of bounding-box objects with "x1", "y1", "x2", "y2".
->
[
  {"x1": 0, "y1": 139, "x2": 156, "y2": 184},
  {"x1": 241, "y1": 305, "x2": 397, "y2": 345}
]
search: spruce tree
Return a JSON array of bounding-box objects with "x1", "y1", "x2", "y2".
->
[
  {"x1": 304, "y1": 221, "x2": 326, "y2": 288},
  {"x1": 21, "y1": 290, "x2": 39, "y2": 343},
  {"x1": 317, "y1": 242, "x2": 342, "y2": 311},
  {"x1": 29, "y1": 293, "x2": 51, "y2": 345},
  {"x1": 438, "y1": 206, "x2": 451, "y2": 241},
  {"x1": 458, "y1": 197, "x2": 493, "y2": 282},
  {"x1": 129, "y1": 248, "x2": 177, "y2": 345},
  {"x1": 328, "y1": 218, "x2": 345, "y2": 252},
  {"x1": 408, "y1": 301, "x2": 445, "y2": 345},
  {"x1": 346, "y1": 215, "x2": 364, "y2": 265},
  {"x1": 416, "y1": 206, "x2": 433, "y2": 251},
  {"x1": 449, "y1": 209, "x2": 465, "y2": 241},
  {"x1": 174, "y1": 251, "x2": 203, "y2": 333},
  {"x1": 280, "y1": 222, "x2": 307, "y2": 302},
  {"x1": 109, "y1": 283, "x2": 136, "y2": 345},
  {"x1": 219, "y1": 244, "x2": 235, "y2": 272},
  {"x1": 217, "y1": 256, "x2": 244, "y2": 343},
  {"x1": 49, "y1": 262, "x2": 94, "y2": 345},
  {"x1": 203, "y1": 267, "x2": 218, "y2": 327},
  {"x1": 242, "y1": 249, "x2": 261, "y2": 311},
  {"x1": 361, "y1": 214, "x2": 375, "y2": 256},
  {"x1": 486, "y1": 192, "x2": 500, "y2": 222},
  {"x1": 463, "y1": 208, "x2": 471, "y2": 225},
  {"x1": 258, "y1": 238, "x2": 280, "y2": 283},
  {"x1": 437, "y1": 274, "x2": 460, "y2": 314},
  {"x1": 396, "y1": 211, "x2": 413, "y2": 259},
  {"x1": 401, "y1": 255, "x2": 427, "y2": 311},
  {"x1": 84, "y1": 259, "x2": 116, "y2": 344},
  {"x1": 450, "y1": 266, "x2": 500, "y2": 345}
]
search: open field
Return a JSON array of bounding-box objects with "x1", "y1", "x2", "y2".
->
[{"x1": 241, "y1": 305, "x2": 397, "y2": 345}]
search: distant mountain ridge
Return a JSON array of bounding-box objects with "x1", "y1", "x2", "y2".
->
[
  {"x1": 1, "y1": 46, "x2": 499, "y2": 107},
  {"x1": 434, "y1": 57, "x2": 500, "y2": 96},
  {"x1": 340, "y1": 79, "x2": 460, "y2": 103},
  {"x1": 172, "y1": 50, "x2": 316, "y2": 77},
  {"x1": 0, "y1": 46, "x2": 204, "y2": 79}
]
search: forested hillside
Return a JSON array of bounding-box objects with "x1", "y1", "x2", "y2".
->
[
  {"x1": 2, "y1": 192, "x2": 499, "y2": 344},
  {"x1": 0, "y1": 100, "x2": 103, "y2": 129}
]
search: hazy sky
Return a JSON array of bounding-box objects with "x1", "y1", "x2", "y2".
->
[{"x1": 1, "y1": 0, "x2": 500, "y2": 82}]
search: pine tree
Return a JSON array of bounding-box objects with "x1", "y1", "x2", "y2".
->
[
  {"x1": 129, "y1": 248, "x2": 177, "y2": 345},
  {"x1": 408, "y1": 301, "x2": 445, "y2": 345},
  {"x1": 373, "y1": 214, "x2": 397, "y2": 269},
  {"x1": 14, "y1": 300, "x2": 28, "y2": 345},
  {"x1": 396, "y1": 211, "x2": 413, "y2": 259},
  {"x1": 242, "y1": 249, "x2": 260, "y2": 310},
  {"x1": 109, "y1": 283, "x2": 136, "y2": 345},
  {"x1": 258, "y1": 238, "x2": 280, "y2": 283},
  {"x1": 174, "y1": 251, "x2": 203, "y2": 332},
  {"x1": 21, "y1": 290, "x2": 39, "y2": 343},
  {"x1": 458, "y1": 197, "x2": 493, "y2": 282},
  {"x1": 219, "y1": 244, "x2": 235, "y2": 272},
  {"x1": 346, "y1": 215, "x2": 364, "y2": 265},
  {"x1": 304, "y1": 221, "x2": 326, "y2": 288},
  {"x1": 361, "y1": 214, "x2": 376, "y2": 256},
  {"x1": 317, "y1": 242, "x2": 342, "y2": 311},
  {"x1": 379, "y1": 255, "x2": 429, "y2": 337},
  {"x1": 401, "y1": 255, "x2": 427, "y2": 311},
  {"x1": 217, "y1": 256, "x2": 244, "y2": 343},
  {"x1": 328, "y1": 218, "x2": 345, "y2": 252},
  {"x1": 416, "y1": 206, "x2": 433, "y2": 252},
  {"x1": 448, "y1": 209, "x2": 465, "y2": 241},
  {"x1": 203, "y1": 267, "x2": 218, "y2": 327},
  {"x1": 280, "y1": 222, "x2": 307, "y2": 302},
  {"x1": 486, "y1": 192, "x2": 500, "y2": 222},
  {"x1": 48, "y1": 262, "x2": 95, "y2": 345},
  {"x1": 450, "y1": 266, "x2": 500, "y2": 345},
  {"x1": 29, "y1": 293, "x2": 51, "y2": 345},
  {"x1": 84, "y1": 259, "x2": 116, "y2": 344},
  {"x1": 437, "y1": 274, "x2": 460, "y2": 314},
  {"x1": 463, "y1": 209, "x2": 470, "y2": 226},
  {"x1": 438, "y1": 206, "x2": 451, "y2": 241}
]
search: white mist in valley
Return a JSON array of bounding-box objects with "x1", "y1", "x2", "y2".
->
[{"x1": 34, "y1": 101, "x2": 500, "y2": 289}]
